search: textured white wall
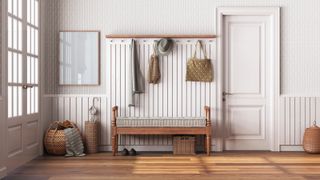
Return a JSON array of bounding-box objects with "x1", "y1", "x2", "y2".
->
[{"x1": 43, "y1": 0, "x2": 320, "y2": 95}]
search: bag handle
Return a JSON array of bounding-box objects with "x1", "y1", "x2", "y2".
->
[
  {"x1": 153, "y1": 41, "x2": 158, "y2": 56},
  {"x1": 192, "y1": 40, "x2": 208, "y2": 59}
]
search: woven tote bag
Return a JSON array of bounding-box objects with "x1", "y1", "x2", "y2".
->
[{"x1": 186, "y1": 40, "x2": 213, "y2": 82}]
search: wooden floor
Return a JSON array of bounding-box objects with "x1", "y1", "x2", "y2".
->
[{"x1": 5, "y1": 152, "x2": 320, "y2": 180}]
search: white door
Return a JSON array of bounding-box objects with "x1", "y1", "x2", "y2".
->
[
  {"x1": 6, "y1": 0, "x2": 40, "y2": 170},
  {"x1": 223, "y1": 15, "x2": 272, "y2": 150}
]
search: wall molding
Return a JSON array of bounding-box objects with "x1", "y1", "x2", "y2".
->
[
  {"x1": 43, "y1": 94, "x2": 108, "y2": 98},
  {"x1": 280, "y1": 145, "x2": 304, "y2": 152},
  {"x1": 281, "y1": 94, "x2": 320, "y2": 97}
]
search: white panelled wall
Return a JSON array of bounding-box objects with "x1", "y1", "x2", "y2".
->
[
  {"x1": 279, "y1": 96, "x2": 320, "y2": 151},
  {"x1": 45, "y1": 39, "x2": 216, "y2": 151},
  {"x1": 40, "y1": 0, "x2": 320, "y2": 152}
]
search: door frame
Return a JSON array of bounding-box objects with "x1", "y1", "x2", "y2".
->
[
  {"x1": 216, "y1": 7, "x2": 280, "y2": 151},
  {"x1": 1, "y1": 0, "x2": 8, "y2": 178}
]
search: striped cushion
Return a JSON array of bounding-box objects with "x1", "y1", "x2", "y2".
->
[{"x1": 116, "y1": 117, "x2": 206, "y2": 127}]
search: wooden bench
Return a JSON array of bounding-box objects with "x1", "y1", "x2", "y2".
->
[{"x1": 112, "y1": 106, "x2": 212, "y2": 156}]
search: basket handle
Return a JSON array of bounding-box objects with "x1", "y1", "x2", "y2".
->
[{"x1": 46, "y1": 121, "x2": 59, "y2": 134}]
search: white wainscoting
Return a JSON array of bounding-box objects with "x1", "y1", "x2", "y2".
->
[
  {"x1": 44, "y1": 85, "x2": 320, "y2": 152},
  {"x1": 279, "y1": 96, "x2": 320, "y2": 149},
  {"x1": 46, "y1": 94, "x2": 213, "y2": 151}
]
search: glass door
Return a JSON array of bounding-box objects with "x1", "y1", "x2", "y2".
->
[{"x1": 6, "y1": 0, "x2": 39, "y2": 171}]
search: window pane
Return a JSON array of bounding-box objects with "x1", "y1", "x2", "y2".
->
[
  {"x1": 18, "y1": 0, "x2": 22, "y2": 18},
  {"x1": 27, "y1": 56, "x2": 31, "y2": 83},
  {"x1": 34, "y1": 87, "x2": 38, "y2": 113},
  {"x1": 27, "y1": 26, "x2": 31, "y2": 53},
  {"x1": 13, "y1": 18, "x2": 17, "y2": 49},
  {"x1": 35, "y1": 0, "x2": 39, "y2": 27},
  {"x1": 18, "y1": 21, "x2": 22, "y2": 51},
  {"x1": 13, "y1": 86, "x2": 17, "y2": 117},
  {"x1": 8, "y1": 0, "x2": 12, "y2": 14},
  {"x1": 30, "y1": 0, "x2": 34, "y2": 25},
  {"x1": 18, "y1": 86, "x2": 22, "y2": 116},
  {"x1": 35, "y1": 29, "x2": 38, "y2": 55},
  {"x1": 27, "y1": 0, "x2": 31, "y2": 23},
  {"x1": 31, "y1": 57, "x2": 34, "y2": 84},
  {"x1": 8, "y1": 17, "x2": 12, "y2": 48},
  {"x1": 8, "y1": 86, "x2": 12, "y2": 118},
  {"x1": 12, "y1": 0, "x2": 17, "y2": 16},
  {"x1": 18, "y1": 54, "x2": 22, "y2": 83},
  {"x1": 27, "y1": 88, "x2": 30, "y2": 114},
  {"x1": 8, "y1": 51, "x2": 12, "y2": 83},
  {"x1": 12, "y1": 53, "x2": 17, "y2": 83},
  {"x1": 31, "y1": 27, "x2": 35, "y2": 54},
  {"x1": 34, "y1": 58, "x2": 38, "y2": 84}
]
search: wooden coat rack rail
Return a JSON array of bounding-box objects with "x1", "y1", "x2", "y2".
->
[{"x1": 105, "y1": 34, "x2": 217, "y2": 39}]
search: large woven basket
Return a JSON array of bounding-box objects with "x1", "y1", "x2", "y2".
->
[
  {"x1": 44, "y1": 121, "x2": 77, "y2": 155},
  {"x1": 85, "y1": 121, "x2": 98, "y2": 154},
  {"x1": 303, "y1": 122, "x2": 320, "y2": 153}
]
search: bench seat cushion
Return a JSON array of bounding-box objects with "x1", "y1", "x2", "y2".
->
[{"x1": 116, "y1": 117, "x2": 207, "y2": 128}]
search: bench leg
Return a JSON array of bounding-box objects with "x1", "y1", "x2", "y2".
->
[
  {"x1": 204, "y1": 136, "x2": 207, "y2": 154},
  {"x1": 206, "y1": 135, "x2": 211, "y2": 156},
  {"x1": 112, "y1": 135, "x2": 118, "y2": 156}
]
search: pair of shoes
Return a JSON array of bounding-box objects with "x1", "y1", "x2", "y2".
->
[{"x1": 121, "y1": 148, "x2": 137, "y2": 156}]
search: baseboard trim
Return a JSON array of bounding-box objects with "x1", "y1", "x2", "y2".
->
[
  {"x1": 0, "y1": 166, "x2": 7, "y2": 179},
  {"x1": 280, "y1": 145, "x2": 304, "y2": 151},
  {"x1": 99, "y1": 145, "x2": 218, "y2": 152}
]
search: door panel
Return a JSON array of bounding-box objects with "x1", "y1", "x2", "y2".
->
[
  {"x1": 6, "y1": 0, "x2": 40, "y2": 171},
  {"x1": 224, "y1": 15, "x2": 271, "y2": 150}
]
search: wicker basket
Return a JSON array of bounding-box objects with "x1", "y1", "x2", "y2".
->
[
  {"x1": 173, "y1": 136, "x2": 196, "y2": 155},
  {"x1": 303, "y1": 122, "x2": 320, "y2": 153},
  {"x1": 85, "y1": 121, "x2": 98, "y2": 154},
  {"x1": 44, "y1": 121, "x2": 77, "y2": 155}
]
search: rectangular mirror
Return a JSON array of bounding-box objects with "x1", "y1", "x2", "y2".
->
[{"x1": 59, "y1": 31, "x2": 100, "y2": 85}]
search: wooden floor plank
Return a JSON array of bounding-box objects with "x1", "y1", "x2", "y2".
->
[{"x1": 5, "y1": 152, "x2": 320, "y2": 180}]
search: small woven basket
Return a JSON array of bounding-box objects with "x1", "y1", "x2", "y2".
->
[
  {"x1": 44, "y1": 121, "x2": 77, "y2": 155},
  {"x1": 85, "y1": 121, "x2": 98, "y2": 154},
  {"x1": 303, "y1": 121, "x2": 320, "y2": 154},
  {"x1": 173, "y1": 136, "x2": 196, "y2": 155}
]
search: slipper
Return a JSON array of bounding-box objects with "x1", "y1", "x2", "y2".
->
[
  {"x1": 129, "y1": 148, "x2": 137, "y2": 156},
  {"x1": 121, "y1": 148, "x2": 129, "y2": 156}
]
